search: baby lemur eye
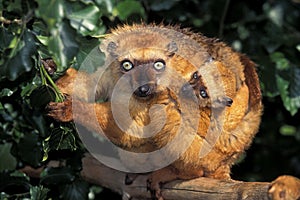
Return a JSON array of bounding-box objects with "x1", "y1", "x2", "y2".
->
[
  {"x1": 199, "y1": 87, "x2": 208, "y2": 98},
  {"x1": 193, "y1": 72, "x2": 199, "y2": 80},
  {"x1": 153, "y1": 60, "x2": 166, "y2": 71},
  {"x1": 121, "y1": 60, "x2": 134, "y2": 71}
]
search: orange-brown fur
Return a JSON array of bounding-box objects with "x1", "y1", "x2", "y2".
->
[{"x1": 48, "y1": 24, "x2": 263, "y2": 199}]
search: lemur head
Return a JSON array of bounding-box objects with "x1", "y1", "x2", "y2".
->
[{"x1": 181, "y1": 70, "x2": 233, "y2": 108}]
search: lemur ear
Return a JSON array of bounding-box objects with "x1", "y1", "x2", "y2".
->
[
  {"x1": 166, "y1": 41, "x2": 178, "y2": 57},
  {"x1": 214, "y1": 96, "x2": 233, "y2": 108},
  {"x1": 106, "y1": 41, "x2": 118, "y2": 58}
]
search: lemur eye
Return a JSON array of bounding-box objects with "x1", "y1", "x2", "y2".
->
[
  {"x1": 153, "y1": 61, "x2": 165, "y2": 71},
  {"x1": 193, "y1": 72, "x2": 199, "y2": 80},
  {"x1": 121, "y1": 60, "x2": 133, "y2": 71},
  {"x1": 200, "y1": 88, "x2": 208, "y2": 98}
]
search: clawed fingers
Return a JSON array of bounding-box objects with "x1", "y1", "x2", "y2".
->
[
  {"x1": 46, "y1": 100, "x2": 73, "y2": 122},
  {"x1": 147, "y1": 177, "x2": 164, "y2": 200}
]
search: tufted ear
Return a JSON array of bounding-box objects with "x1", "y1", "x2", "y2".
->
[
  {"x1": 107, "y1": 41, "x2": 118, "y2": 58},
  {"x1": 239, "y1": 54, "x2": 261, "y2": 107},
  {"x1": 212, "y1": 96, "x2": 233, "y2": 108},
  {"x1": 166, "y1": 41, "x2": 178, "y2": 57}
]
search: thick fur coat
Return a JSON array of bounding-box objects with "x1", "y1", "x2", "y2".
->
[{"x1": 48, "y1": 24, "x2": 263, "y2": 199}]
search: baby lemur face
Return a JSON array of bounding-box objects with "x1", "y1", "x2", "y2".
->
[{"x1": 181, "y1": 71, "x2": 233, "y2": 108}]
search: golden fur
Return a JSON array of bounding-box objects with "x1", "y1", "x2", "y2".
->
[{"x1": 48, "y1": 24, "x2": 263, "y2": 199}]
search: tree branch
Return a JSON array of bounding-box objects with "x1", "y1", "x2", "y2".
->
[
  {"x1": 22, "y1": 153, "x2": 300, "y2": 200},
  {"x1": 80, "y1": 153, "x2": 300, "y2": 200}
]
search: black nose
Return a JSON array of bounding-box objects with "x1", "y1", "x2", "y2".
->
[{"x1": 135, "y1": 84, "x2": 151, "y2": 97}]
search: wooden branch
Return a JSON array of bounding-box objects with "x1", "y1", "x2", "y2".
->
[
  {"x1": 21, "y1": 153, "x2": 300, "y2": 200},
  {"x1": 80, "y1": 153, "x2": 300, "y2": 200}
]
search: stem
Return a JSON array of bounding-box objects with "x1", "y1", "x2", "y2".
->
[
  {"x1": 219, "y1": 0, "x2": 231, "y2": 38},
  {"x1": 8, "y1": 9, "x2": 33, "y2": 58},
  {"x1": 40, "y1": 62, "x2": 64, "y2": 102},
  {"x1": 39, "y1": 58, "x2": 47, "y2": 85},
  {"x1": 93, "y1": 34, "x2": 107, "y2": 38}
]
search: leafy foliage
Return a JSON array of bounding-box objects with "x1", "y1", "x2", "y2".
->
[{"x1": 0, "y1": 0, "x2": 299, "y2": 199}]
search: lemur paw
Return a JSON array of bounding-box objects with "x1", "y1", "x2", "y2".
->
[
  {"x1": 147, "y1": 176, "x2": 164, "y2": 200},
  {"x1": 268, "y1": 175, "x2": 300, "y2": 200},
  {"x1": 47, "y1": 97, "x2": 73, "y2": 122}
]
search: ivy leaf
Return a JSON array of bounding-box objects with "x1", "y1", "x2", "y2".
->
[
  {"x1": 11, "y1": 131, "x2": 43, "y2": 167},
  {"x1": 68, "y1": 4, "x2": 103, "y2": 36},
  {"x1": 29, "y1": 85, "x2": 56, "y2": 109},
  {"x1": 4, "y1": 0, "x2": 22, "y2": 13},
  {"x1": 61, "y1": 180, "x2": 89, "y2": 200},
  {"x1": 48, "y1": 126, "x2": 77, "y2": 151},
  {"x1": 75, "y1": 37, "x2": 104, "y2": 72},
  {"x1": 276, "y1": 74, "x2": 299, "y2": 115},
  {"x1": 40, "y1": 167, "x2": 75, "y2": 186},
  {"x1": 3, "y1": 30, "x2": 37, "y2": 81},
  {"x1": 0, "y1": 171, "x2": 30, "y2": 196},
  {"x1": 279, "y1": 125, "x2": 296, "y2": 136},
  {"x1": 35, "y1": 0, "x2": 64, "y2": 28},
  {"x1": 290, "y1": 67, "x2": 300, "y2": 99},
  {"x1": 261, "y1": 23, "x2": 285, "y2": 53},
  {"x1": 113, "y1": 0, "x2": 145, "y2": 20},
  {"x1": 22, "y1": 106, "x2": 48, "y2": 138},
  {"x1": 48, "y1": 21, "x2": 79, "y2": 71},
  {"x1": 30, "y1": 186, "x2": 49, "y2": 200},
  {"x1": 260, "y1": 60, "x2": 278, "y2": 97},
  {"x1": 0, "y1": 143, "x2": 17, "y2": 171},
  {"x1": 0, "y1": 88, "x2": 15, "y2": 97},
  {"x1": 289, "y1": 66, "x2": 300, "y2": 114},
  {"x1": 270, "y1": 52, "x2": 289, "y2": 71},
  {"x1": 0, "y1": 27, "x2": 14, "y2": 50}
]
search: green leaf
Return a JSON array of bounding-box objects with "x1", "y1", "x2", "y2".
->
[
  {"x1": 279, "y1": 125, "x2": 296, "y2": 136},
  {"x1": 29, "y1": 85, "x2": 56, "y2": 109},
  {"x1": 0, "y1": 143, "x2": 17, "y2": 171},
  {"x1": 68, "y1": 4, "x2": 103, "y2": 36},
  {"x1": 237, "y1": 25, "x2": 250, "y2": 40},
  {"x1": 30, "y1": 186, "x2": 49, "y2": 200},
  {"x1": 48, "y1": 126, "x2": 78, "y2": 151},
  {"x1": 40, "y1": 167, "x2": 75, "y2": 186},
  {"x1": 0, "y1": 27, "x2": 14, "y2": 50},
  {"x1": 3, "y1": 30, "x2": 37, "y2": 81},
  {"x1": 61, "y1": 180, "x2": 89, "y2": 200},
  {"x1": 21, "y1": 80, "x2": 40, "y2": 97},
  {"x1": 260, "y1": 60, "x2": 279, "y2": 97},
  {"x1": 270, "y1": 52, "x2": 290, "y2": 71},
  {"x1": 0, "y1": 171, "x2": 30, "y2": 196},
  {"x1": 4, "y1": 0, "x2": 22, "y2": 13},
  {"x1": 296, "y1": 44, "x2": 300, "y2": 52},
  {"x1": 113, "y1": 0, "x2": 145, "y2": 20},
  {"x1": 0, "y1": 88, "x2": 15, "y2": 97},
  {"x1": 261, "y1": 23, "x2": 285, "y2": 53},
  {"x1": 48, "y1": 21, "x2": 79, "y2": 70},
  {"x1": 11, "y1": 132, "x2": 43, "y2": 167},
  {"x1": 267, "y1": 4, "x2": 283, "y2": 27},
  {"x1": 35, "y1": 0, "x2": 65, "y2": 28},
  {"x1": 290, "y1": 67, "x2": 300, "y2": 99},
  {"x1": 276, "y1": 75, "x2": 299, "y2": 115},
  {"x1": 75, "y1": 37, "x2": 104, "y2": 72}
]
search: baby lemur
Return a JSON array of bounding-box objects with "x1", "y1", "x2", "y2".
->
[{"x1": 48, "y1": 24, "x2": 262, "y2": 200}]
